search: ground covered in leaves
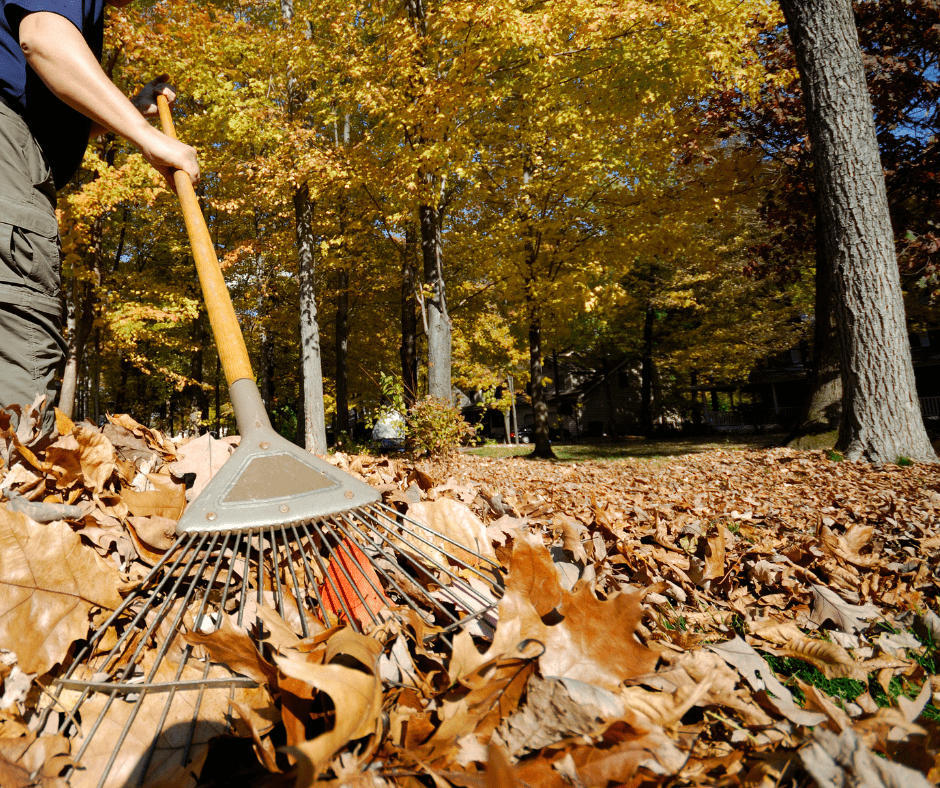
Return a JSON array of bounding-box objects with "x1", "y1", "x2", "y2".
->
[{"x1": 0, "y1": 399, "x2": 938, "y2": 787}]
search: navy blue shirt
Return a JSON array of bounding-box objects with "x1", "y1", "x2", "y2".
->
[{"x1": 0, "y1": 0, "x2": 106, "y2": 188}]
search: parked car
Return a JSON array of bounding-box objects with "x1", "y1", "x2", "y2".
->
[
  {"x1": 510, "y1": 425, "x2": 534, "y2": 444},
  {"x1": 372, "y1": 411, "x2": 406, "y2": 450}
]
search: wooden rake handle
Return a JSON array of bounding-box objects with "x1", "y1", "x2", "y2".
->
[{"x1": 156, "y1": 94, "x2": 254, "y2": 386}]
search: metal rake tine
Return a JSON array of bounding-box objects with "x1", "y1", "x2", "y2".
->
[
  {"x1": 321, "y1": 518, "x2": 387, "y2": 627},
  {"x1": 298, "y1": 520, "x2": 361, "y2": 628},
  {"x1": 181, "y1": 660, "x2": 214, "y2": 770},
  {"x1": 236, "y1": 530, "x2": 254, "y2": 627},
  {"x1": 133, "y1": 650, "x2": 191, "y2": 787},
  {"x1": 58, "y1": 533, "x2": 210, "y2": 764},
  {"x1": 282, "y1": 523, "x2": 313, "y2": 638},
  {"x1": 374, "y1": 500, "x2": 503, "y2": 570},
  {"x1": 358, "y1": 506, "x2": 502, "y2": 606},
  {"x1": 67, "y1": 533, "x2": 201, "y2": 675},
  {"x1": 332, "y1": 511, "x2": 463, "y2": 625},
  {"x1": 373, "y1": 501, "x2": 503, "y2": 579},
  {"x1": 267, "y1": 526, "x2": 288, "y2": 623},
  {"x1": 191, "y1": 530, "x2": 235, "y2": 633},
  {"x1": 130, "y1": 532, "x2": 216, "y2": 685},
  {"x1": 308, "y1": 520, "x2": 368, "y2": 629},
  {"x1": 286, "y1": 522, "x2": 326, "y2": 636},
  {"x1": 71, "y1": 533, "x2": 217, "y2": 777},
  {"x1": 218, "y1": 530, "x2": 245, "y2": 617}
]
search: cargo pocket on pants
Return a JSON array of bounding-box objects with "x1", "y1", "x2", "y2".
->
[{"x1": 0, "y1": 199, "x2": 60, "y2": 305}]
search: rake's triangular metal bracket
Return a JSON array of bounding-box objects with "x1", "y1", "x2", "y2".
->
[{"x1": 176, "y1": 379, "x2": 380, "y2": 534}]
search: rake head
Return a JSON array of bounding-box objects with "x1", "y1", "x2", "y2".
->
[
  {"x1": 177, "y1": 380, "x2": 382, "y2": 533},
  {"x1": 44, "y1": 383, "x2": 503, "y2": 787}
]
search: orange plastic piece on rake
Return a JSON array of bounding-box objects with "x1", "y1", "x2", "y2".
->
[{"x1": 319, "y1": 538, "x2": 390, "y2": 626}]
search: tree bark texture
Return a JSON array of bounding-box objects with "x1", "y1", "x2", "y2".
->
[
  {"x1": 780, "y1": 0, "x2": 935, "y2": 463},
  {"x1": 528, "y1": 318, "x2": 555, "y2": 458},
  {"x1": 420, "y1": 202, "x2": 452, "y2": 401},
  {"x1": 295, "y1": 183, "x2": 328, "y2": 454}
]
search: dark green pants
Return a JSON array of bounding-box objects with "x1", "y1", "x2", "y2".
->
[{"x1": 0, "y1": 100, "x2": 66, "y2": 433}]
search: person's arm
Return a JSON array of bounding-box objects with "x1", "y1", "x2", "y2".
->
[{"x1": 18, "y1": 11, "x2": 199, "y2": 187}]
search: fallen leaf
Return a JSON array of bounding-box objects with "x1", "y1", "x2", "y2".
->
[
  {"x1": 809, "y1": 584, "x2": 881, "y2": 634},
  {"x1": 800, "y1": 725, "x2": 933, "y2": 788},
  {"x1": 167, "y1": 433, "x2": 234, "y2": 501},
  {"x1": 277, "y1": 629, "x2": 383, "y2": 782},
  {"x1": 0, "y1": 732, "x2": 71, "y2": 788},
  {"x1": 182, "y1": 613, "x2": 277, "y2": 685},
  {"x1": 0, "y1": 508, "x2": 122, "y2": 674},
  {"x1": 405, "y1": 498, "x2": 498, "y2": 568}
]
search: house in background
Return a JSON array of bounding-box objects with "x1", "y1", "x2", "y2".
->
[
  {"x1": 467, "y1": 328, "x2": 940, "y2": 441},
  {"x1": 468, "y1": 356, "x2": 669, "y2": 440}
]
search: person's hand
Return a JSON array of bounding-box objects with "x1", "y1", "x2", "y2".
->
[
  {"x1": 132, "y1": 73, "x2": 176, "y2": 117},
  {"x1": 139, "y1": 128, "x2": 200, "y2": 191}
]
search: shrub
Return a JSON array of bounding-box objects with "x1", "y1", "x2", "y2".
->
[{"x1": 408, "y1": 397, "x2": 475, "y2": 457}]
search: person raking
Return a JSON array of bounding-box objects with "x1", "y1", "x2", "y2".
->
[{"x1": 0, "y1": 0, "x2": 199, "y2": 432}]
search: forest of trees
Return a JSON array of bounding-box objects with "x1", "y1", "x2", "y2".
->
[{"x1": 58, "y1": 0, "x2": 939, "y2": 459}]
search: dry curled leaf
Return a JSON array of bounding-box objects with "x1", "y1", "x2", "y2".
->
[{"x1": 277, "y1": 629, "x2": 383, "y2": 784}]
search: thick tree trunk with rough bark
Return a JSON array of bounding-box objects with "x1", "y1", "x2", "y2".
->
[
  {"x1": 295, "y1": 183, "x2": 328, "y2": 454},
  {"x1": 780, "y1": 0, "x2": 935, "y2": 463},
  {"x1": 420, "y1": 202, "x2": 452, "y2": 401}
]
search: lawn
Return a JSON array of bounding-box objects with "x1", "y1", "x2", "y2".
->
[{"x1": 465, "y1": 432, "x2": 787, "y2": 461}]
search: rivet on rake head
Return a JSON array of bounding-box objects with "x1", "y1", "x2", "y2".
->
[
  {"x1": 206, "y1": 512, "x2": 217, "y2": 521},
  {"x1": 280, "y1": 504, "x2": 290, "y2": 513},
  {"x1": 260, "y1": 441, "x2": 270, "y2": 449},
  {"x1": 345, "y1": 491, "x2": 354, "y2": 499}
]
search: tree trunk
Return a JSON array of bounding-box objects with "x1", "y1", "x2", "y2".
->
[
  {"x1": 528, "y1": 318, "x2": 555, "y2": 458},
  {"x1": 602, "y1": 356, "x2": 619, "y2": 438},
  {"x1": 295, "y1": 182, "x2": 328, "y2": 453},
  {"x1": 92, "y1": 328, "x2": 100, "y2": 425},
  {"x1": 780, "y1": 0, "x2": 935, "y2": 463},
  {"x1": 400, "y1": 223, "x2": 419, "y2": 406},
  {"x1": 59, "y1": 246, "x2": 99, "y2": 416},
  {"x1": 335, "y1": 265, "x2": 349, "y2": 433},
  {"x1": 59, "y1": 277, "x2": 82, "y2": 418},
  {"x1": 334, "y1": 112, "x2": 351, "y2": 433},
  {"x1": 640, "y1": 304, "x2": 655, "y2": 437},
  {"x1": 420, "y1": 202, "x2": 452, "y2": 402},
  {"x1": 690, "y1": 370, "x2": 702, "y2": 431},
  {"x1": 188, "y1": 311, "x2": 209, "y2": 427}
]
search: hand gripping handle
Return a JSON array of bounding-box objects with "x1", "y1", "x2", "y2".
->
[{"x1": 156, "y1": 93, "x2": 254, "y2": 386}]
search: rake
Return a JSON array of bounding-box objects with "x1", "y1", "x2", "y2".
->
[{"x1": 40, "y1": 96, "x2": 502, "y2": 788}]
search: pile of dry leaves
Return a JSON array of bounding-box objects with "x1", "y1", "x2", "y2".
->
[{"x1": 0, "y1": 397, "x2": 938, "y2": 788}]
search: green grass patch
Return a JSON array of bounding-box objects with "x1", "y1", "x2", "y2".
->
[
  {"x1": 761, "y1": 630, "x2": 940, "y2": 722},
  {"x1": 761, "y1": 653, "x2": 867, "y2": 705},
  {"x1": 464, "y1": 434, "x2": 786, "y2": 463}
]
